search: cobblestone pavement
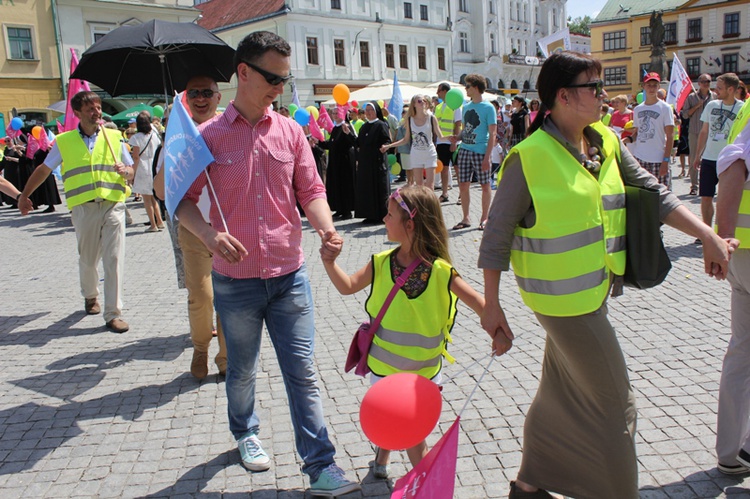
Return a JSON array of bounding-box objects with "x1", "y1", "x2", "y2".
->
[{"x1": 1, "y1": 164, "x2": 749, "y2": 498}]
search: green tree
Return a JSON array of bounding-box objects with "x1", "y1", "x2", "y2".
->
[{"x1": 567, "y1": 15, "x2": 592, "y2": 36}]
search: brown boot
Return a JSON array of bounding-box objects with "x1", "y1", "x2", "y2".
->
[
  {"x1": 105, "y1": 318, "x2": 129, "y2": 333},
  {"x1": 85, "y1": 298, "x2": 101, "y2": 315},
  {"x1": 191, "y1": 350, "x2": 209, "y2": 379}
]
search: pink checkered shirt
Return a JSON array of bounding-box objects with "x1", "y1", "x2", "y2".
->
[{"x1": 184, "y1": 103, "x2": 326, "y2": 279}]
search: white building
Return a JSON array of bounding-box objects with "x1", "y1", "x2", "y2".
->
[
  {"x1": 198, "y1": 0, "x2": 454, "y2": 106},
  {"x1": 571, "y1": 33, "x2": 591, "y2": 54},
  {"x1": 54, "y1": 0, "x2": 199, "y2": 113},
  {"x1": 451, "y1": 0, "x2": 567, "y2": 93}
]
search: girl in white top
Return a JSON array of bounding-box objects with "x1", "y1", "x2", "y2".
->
[{"x1": 383, "y1": 94, "x2": 443, "y2": 190}]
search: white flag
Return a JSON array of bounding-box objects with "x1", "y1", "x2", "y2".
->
[
  {"x1": 537, "y1": 28, "x2": 571, "y2": 58},
  {"x1": 666, "y1": 54, "x2": 694, "y2": 113}
]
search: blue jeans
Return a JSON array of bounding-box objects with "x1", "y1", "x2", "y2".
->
[{"x1": 212, "y1": 264, "x2": 336, "y2": 479}]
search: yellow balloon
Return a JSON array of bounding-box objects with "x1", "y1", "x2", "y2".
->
[
  {"x1": 377, "y1": 99, "x2": 385, "y2": 109},
  {"x1": 391, "y1": 162, "x2": 402, "y2": 175},
  {"x1": 306, "y1": 106, "x2": 319, "y2": 121}
]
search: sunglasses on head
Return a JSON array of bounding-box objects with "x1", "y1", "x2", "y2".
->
[
  {"x1": 566, "y1": 79, "x2": 604, "y2": 98},
  {"x1": 187, "y1": 88, "x2": 216, "y2": 99},
  {"x1": 415, "y1": 99, "x2": 423, "y2": 104},
  {"x1": 243, "y1": 61, "x2": 294, "y2": 86},
  {"x1": 390, "y1": 188, "x2": 417, "y2": 220}
]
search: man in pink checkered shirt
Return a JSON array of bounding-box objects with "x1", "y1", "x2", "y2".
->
[{"x1": 176, "y1": 31, "x2": 359, "y2": 497}]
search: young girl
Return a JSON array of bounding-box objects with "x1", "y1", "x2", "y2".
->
[
  {"x1": 382, "y1": 95, "x2": 443, "y2": 190},
  {"x1": 321, "y1": 185, "x2": 511, "y2": 479}
]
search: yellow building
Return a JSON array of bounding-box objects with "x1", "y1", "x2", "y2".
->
[
  {"x1": 593, "y1": 0, "x2": 750, "y2": 97},
  {"x1": 0, "y1": 0, "x2": 63, "y2": 132}
]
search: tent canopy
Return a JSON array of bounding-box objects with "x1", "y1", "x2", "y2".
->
[{"x1": 322, "y1": 79, "x2": 426, "y2": 106}]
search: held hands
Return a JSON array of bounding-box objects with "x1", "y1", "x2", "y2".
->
[
  {"x1": 17, "y1": 194, "x2": 33, "y2": 215},
  {"x1": 319, "y1": 228, "x2": 343, "y2": 263},
  {"x1": 481, "y1": 302, "x2": 514, "y2": 356},
  {"x1": 702, "y1": 233, "x2": 734, "y2": 280}
]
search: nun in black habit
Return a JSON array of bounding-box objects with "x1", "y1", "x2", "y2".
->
[
  {"x1": 354, "y1": 102, "x2": 391, "y2": 223},
  {"x1": 318, "y1": 112, "x2": 357, "y2": 220}
]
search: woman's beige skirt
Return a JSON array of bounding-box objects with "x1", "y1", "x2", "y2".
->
[{"x1": 517, "y1": 303, "x2": 638, "y2": 499}]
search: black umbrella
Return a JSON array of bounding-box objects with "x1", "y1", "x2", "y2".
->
[{"x1": 71, "y1": 19, "x2": 235, "y2": 102}]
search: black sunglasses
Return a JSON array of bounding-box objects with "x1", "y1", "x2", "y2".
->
[
  {"x1": 566, "y1": 80, "x2": 604, "y2": 98},
  {"x1": 186, "y1": 88, "x2": 216, "y2": 99},
  {"x1": 243, "y1": 61, "x2": 294, "y2": 86}
]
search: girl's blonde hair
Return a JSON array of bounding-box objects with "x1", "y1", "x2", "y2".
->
[
  {"x1": 392, "y1": 185, "x2": 451, "y2": 264},
  {"x1": 405, "y1": 94, "x2": 426, "y2": 119}
]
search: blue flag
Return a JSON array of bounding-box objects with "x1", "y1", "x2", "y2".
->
[
  {"x1": 388, "y1": 71, "x2": 403, "y2": 118},
  {"x1": 163, "y1": 92, "x2": 215, "y2": 220}
]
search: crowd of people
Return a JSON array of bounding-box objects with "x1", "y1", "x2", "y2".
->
[{"x1": 3, "y1": 29, "x2": 750, "y2": 499}]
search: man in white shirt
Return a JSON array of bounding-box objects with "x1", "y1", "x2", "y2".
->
[{"x1": 693, "y1": 72, "x2": 742, "y2": 229}]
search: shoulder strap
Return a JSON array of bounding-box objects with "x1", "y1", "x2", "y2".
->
[{"x1": 370, "y1": 258, "x2": 422, "y2": 331}]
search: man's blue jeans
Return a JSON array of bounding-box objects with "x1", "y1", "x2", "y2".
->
[{"x1": 212, "y1": 264, "x2": 336, "y2": 479}]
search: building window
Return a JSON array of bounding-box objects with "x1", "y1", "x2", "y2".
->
[
  {"x1": 331, "y1": 0, "x2": 341, "y2": 9},
  {"x1": 553, "y1": 8, "x2": 558, "y2": 27},
  {"x1": 385, "y1": 43, "x2": 395, "y2": 68},
  {"x1": 458, "y1": 0, "x2": 468, "y2": 13},
  {"x1": 6, "y1": 26, "x2": 34, "y2": 60},
  {"x1": 490, "y1": 33, "x2": 497, "y2": 54},
  {"x1": 437, "y1": 47, "x2": 446, "y2": 70},
  {"x1": 664, "y1": 22, "x2": 677, "y2": 45},
  {"x1": 489, "y1": 1, "x2": 494, "y2": 15},
  {"x1": 523, "y1": 4, "x2": 528, "y2": 23},
  {"x1": 404, "y1": 2, "x2": 412, "y2": 19},
  {"x1": 603, "y1": 66, "x2": 627, "y2": 86},
  {"x1": 420, "y1": 4, "x2": 428, "y2": 21},
  {"x1": 517, "y1": 3, "x2": 521, "y2": 22},
  {"x1": 90, "y1": 24, "x2": 114, "y2": 44},
  {"x1": 306, "y1": 37, "x2": 319, "y2": 65},
  {"x1": 535, "y1": 5, "x2": 539, "y2": 24},
  {"x1": 334, "y1": 38, "x2": 345, "y2": 66},
  {"x1": 459, "y1": 31, "x2": 469, "y2": 52},
  {"x1": 686, "y1": 57, "x2": 700, "y2": 78},
  {"x1": 360, "y1": 41, "x2": 370, "y2": 68},
  {"x1": 640, "y1": 27, "x2": 651, "y2": 47},
  {"x1": 639, "y1": 63, "x2": 650, "y2": 78},
  {"x1": 724, "y1": 53, "x2": 739, "y2": 73},
  {"x1": 687, "y1": 18, "x2": 702, "y2": 42},
  {"x1": 418, "y1": 46, "x2": 426, "y2": 69},
  {"x1": 399, "y1": 44, "x2": 408, "y2": 68},
  {"x1": 603, "y1": 30, "x2": 626, "y2": 51},
  {"x1": 725, "y1": 13, "x2": 740, "y2": 37}
]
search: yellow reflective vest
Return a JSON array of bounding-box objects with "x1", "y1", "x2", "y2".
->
[
  {"x1": 726, "y1": 99, "x2": 750, "y2": 249},
  {"x1": 56, "y1": 128, "x2": 127, "y2": 209},
  {"x1": 366, "y1": 249, "x2": 457, "y2": 379},
  {"x1": 435, "y1": 102, "x2": 456, "y2": 137},
  {"x1": 504, "y1": 122, "x2": 626, "y2": 317}
]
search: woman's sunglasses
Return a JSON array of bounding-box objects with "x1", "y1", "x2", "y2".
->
[
  {"x1": 566, "y1": 80, "x2": 604, "y2": 98},
  {"x1": 243, "y1": 61, "x2": 294, "y2": 86}
]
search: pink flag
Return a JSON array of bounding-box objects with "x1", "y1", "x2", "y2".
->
[
  {"x1": 38, "y1": 128, "x2": 51, "y2": 152},
  {"x1": 56, "y1": 121, "x2": 64, "y2": 135},
  {"x1": 391, "y1": 417, "x2": 460, "y2": 499},
  {"x1": 4, "y1": 123, "x2": 21, "y2": 140},
  {"x1": 317, "y1": 105, "x2": 334, "y2": 133},
  {"x1": 666, "y1": 54, "x2": 694, "y2": 113},
  {"x1": 308, "y1": 114, "x2": 325, "y2": 141},
  {"x1": 336, "y1": 103, "x2": 351, "y2": 121},
  {"x1": 63, "y1": 48, "x2": 91, "y2": 133},
  {"x1": 25, "y1": 133, "x2": 40, "y2": 159}
]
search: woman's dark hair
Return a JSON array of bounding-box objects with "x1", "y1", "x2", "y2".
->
[
  {"x1": 528, "y1": 51, "x2": 603, "y2": 135},
  {"x1": 135, "y1": 111, "x2": 152, "y2": 134},
  {"x1": 512, "y1": 96, "x2": 528, "y2": 110}
]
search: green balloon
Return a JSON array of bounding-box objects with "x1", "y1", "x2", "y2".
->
[
  {"x1": 153, "y1": 105, "x2": 164, "y2": 118},
  {"x1": 289, "y1": 103, "x2": 298, "y2": 116},
  {"x1": 445, "y1": 88, "x2": 464, "y2": 110},
  {"x1": 387, "y1": 154, "x2": 397, "y2": 165},
  {"x1": 636, "y1": 92, "x2": 644, "y2": 104}
]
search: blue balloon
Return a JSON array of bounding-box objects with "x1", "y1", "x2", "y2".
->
[
  {"x1": 294, "y1": 108, "x2": 311, "y2": 126},
  {"x1": 10, "y1": 117, "x2": 23, "y2": 131}
]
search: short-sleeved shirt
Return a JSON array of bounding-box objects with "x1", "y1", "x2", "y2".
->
[
  {"x1": 699, "y1": 98, "x2": 742, "y2": 161},
  {"x1": 43, "y1": 128, "x2": 133, "y2": 170},
  {"x1": 632, "y1": 100, "x2": 675, "y2": 163},
  {"x1": 460, "y1": 100, "x2": 496, "y2": 154}
]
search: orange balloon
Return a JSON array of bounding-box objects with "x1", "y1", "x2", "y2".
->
[
  {"x1": 31, "y1": 126, "x2": 43, "y2": 140},
  {"x1": 436, "y1": 160, "x2": 444, "y2": 173},
  {"x1": 332, "y1": 83, "x2": 350, "y2": 106}
]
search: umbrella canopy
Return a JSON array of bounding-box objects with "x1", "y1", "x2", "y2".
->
[
  {"x1": 71, "y1": 19, "x2": 235, "y2": 99},
  {"x1": 322, "y1": 79, "x2": 425, "y2": 106},
  {"x1": 110, "y1": 104, "x2": 154, "y2": 126},
  {"x1": 47, "y1": 100, "x2": 68, "y2": 113}
]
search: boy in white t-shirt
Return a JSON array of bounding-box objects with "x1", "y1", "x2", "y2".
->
[{"x1": 626, "y1": 72, "x2": 675, "y2": 189}]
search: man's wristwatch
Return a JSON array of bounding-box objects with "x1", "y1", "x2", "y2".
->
[{"x1": 16, "y1": 193, "x2": 22, "y2": 201}]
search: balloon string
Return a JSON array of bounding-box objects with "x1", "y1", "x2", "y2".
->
[
  {"x1": 458, "y1": 354, "x2": 496, "y2": 419},
  {"x1": 440, "y1": 352, "x2": 493, "y2": 385}
]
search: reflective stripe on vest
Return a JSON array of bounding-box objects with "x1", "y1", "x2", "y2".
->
[
  {"x1": 435, "y1": 102, "x2": 456, "y2": 136},
  {"x1": 56, "y1": 129, "x2": 126, "y2": 209},
  {"x1": 366, "y1": 250, "x2": 457, "y2": 378},
  {"x1": 505, "y1": 123, "x2": 626, "y2": 316},
  {"x1": 727, "y1": 104, "x2": 750, "y2": 249}
]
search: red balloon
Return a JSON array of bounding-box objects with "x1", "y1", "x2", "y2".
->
[
  {"x1": 360, "y1": 373, "x2": 442, "y2": 450},
  {"x1": 351, "y1": 100, "x2": 359, "y2": 108}
]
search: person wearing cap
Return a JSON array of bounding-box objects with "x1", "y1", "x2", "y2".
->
[
  {"x1": 692, "y1": 72, "x2": 742, "y2": 232},
  {"x1": 16, "y1": 90, "x2": 134, "y2": 333},
  {"x1": 626, "y1": 72, "x2": 674, "y2": 189},
  {"x1": 682, "y1": 74, "x2": 717, "y2": 195}
]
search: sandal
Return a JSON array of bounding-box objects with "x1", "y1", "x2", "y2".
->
[
  {"x1": 478, "y1": 221, "x2": 486, "y2": 231},
  {"x1": 452, "y1": 222, "x2": 471, "y2": 230},
  {"x1": 439, "y1": 194, "x2": 449, "y2": 203}
]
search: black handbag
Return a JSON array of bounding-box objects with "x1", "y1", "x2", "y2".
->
[{"x1": 616, "y1": 154, "x2": 672, "y2": 289}]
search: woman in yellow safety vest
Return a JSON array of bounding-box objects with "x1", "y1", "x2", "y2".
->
[{"x1": 479, "y1": 51, "x2": 733, "y2": 499}]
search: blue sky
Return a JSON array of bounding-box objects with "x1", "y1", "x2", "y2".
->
[{"x1": 567, "y1": 0, "x2": 609, "y2": 21}]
